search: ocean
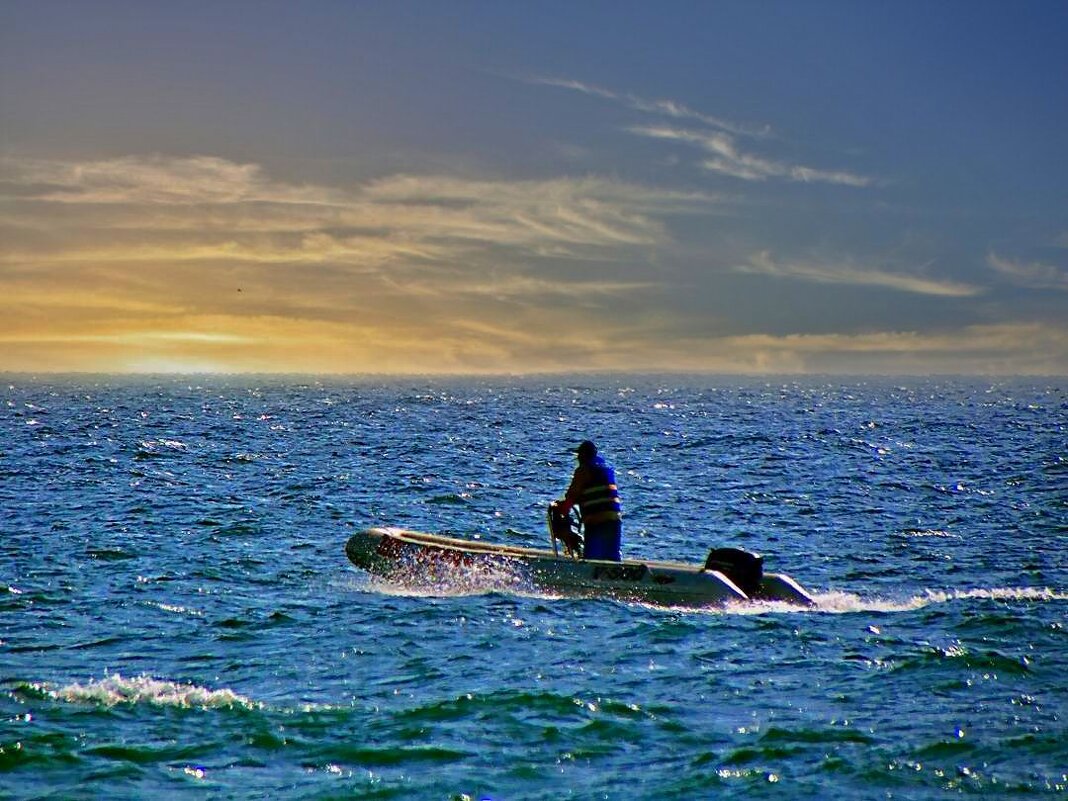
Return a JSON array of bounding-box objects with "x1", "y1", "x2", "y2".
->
[{"x1": 1, "y1": 375, "x2": 1065, "y2": 800}]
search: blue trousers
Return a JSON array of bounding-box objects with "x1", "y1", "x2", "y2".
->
[{"x1": 584, "y1": 521, "x2": 622, "y2": 561}]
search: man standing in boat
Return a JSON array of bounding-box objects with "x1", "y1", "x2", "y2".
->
[{"x1": 557, "y1": 440, "x2": 623, "y2": 561}]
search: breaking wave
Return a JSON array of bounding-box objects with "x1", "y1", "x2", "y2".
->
[{"x1": 46, "y1": 673, "x2": 260, "y2": 710}]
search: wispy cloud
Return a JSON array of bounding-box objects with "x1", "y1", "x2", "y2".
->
[
  {"x1": 631, "y1": 125, "x2": 872, "y2": 186},
  {"x1": 527, "y1": 76, "x2": 770, "y2": 138},
  {"x1": 439, "y1": 274, "x2": 657, "y2": 301},
  {"x1": 704, "y1": 323, "x2": 1068, "y2": 374},
  {"x1": 5, "y1": 155, "x2": 343, "y2": 206},
  {"x1": 1, "y1": 155, "x2": 719, "y2": 267},
  {"x1": 987, "y1": 251, "x2": 1068, "y2": 291},
  {"x1": 528, "y1": 76, "x2": 872, "y2": 187},
  {"x1": 736, "y1": 251, "x2": 982, "y2": 296}
]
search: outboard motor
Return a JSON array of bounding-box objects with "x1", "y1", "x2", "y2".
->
[
  {"x1": 703, "y1": 547, "x2": 764, "y2": 597},
  {"x1": 547, "y1": 502, "x2": 583, "y2": 557}
]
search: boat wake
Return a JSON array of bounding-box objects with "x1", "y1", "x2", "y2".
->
[
  {"x1": 677, "y1": 586, "x2": 1067, "y2": 616},
  {"x1": 809, "y1": 586, "x2": 1067, "y2": 614}
]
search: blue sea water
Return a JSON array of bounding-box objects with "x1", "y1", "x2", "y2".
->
[{"x1": 1, "y1": 375, "x2": 1065, "y2": 800}]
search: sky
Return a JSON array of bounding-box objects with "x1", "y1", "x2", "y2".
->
[{"x1": 2, "y1": 1, "x2": 1067, "y2": 375}]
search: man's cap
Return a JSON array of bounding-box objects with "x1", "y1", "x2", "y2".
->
[{"x1": 575, "y1": 440, "x2": 597, "y2": 458}]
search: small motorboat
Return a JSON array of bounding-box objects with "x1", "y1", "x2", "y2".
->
[{"x1": 345, "y1": 506, "x2": 816, "y2": 608}]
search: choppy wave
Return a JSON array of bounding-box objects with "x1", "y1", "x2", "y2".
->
[{"x1": 45, "y1": 674, "x2": 260, "y2": 710}]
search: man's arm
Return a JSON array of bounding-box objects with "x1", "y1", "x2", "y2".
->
[{"x1": 558, "y1": 467, "x2": 587, "y2": 512}]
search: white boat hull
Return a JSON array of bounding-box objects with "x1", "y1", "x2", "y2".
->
[{"x1": 346, "y1": 527, "x2": 816, "y2": 608}]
